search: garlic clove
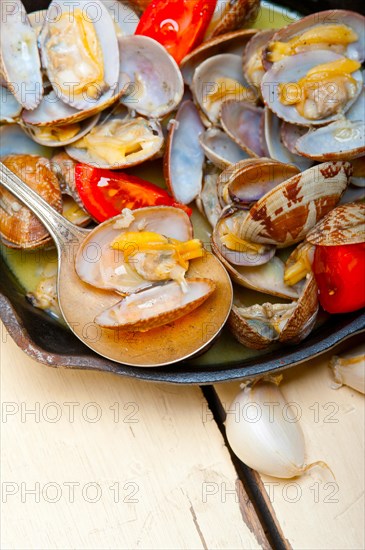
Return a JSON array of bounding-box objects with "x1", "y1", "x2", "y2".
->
[
  {"x1": 225, "y1": 379, "x2": 307, "y2": 478},
  {"x1": 330, "y1": 345, "x2": 365, "y2": 394}
]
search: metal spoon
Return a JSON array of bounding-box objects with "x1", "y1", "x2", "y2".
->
[{"x1": 0, "y1": 162, "x2": 233, "y2": 367}]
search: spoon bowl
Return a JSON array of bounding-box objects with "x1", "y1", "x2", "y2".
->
[{"x1": 0, "y1": 162, "x2": 233, "y2": 367}]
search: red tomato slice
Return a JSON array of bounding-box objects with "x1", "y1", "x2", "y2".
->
[
  {"x1": 135, "y1": 0, "x2": 217, "y2": 63},
  {"x1": 74, "y1": 164, "x2": 192, "y2": 223},
  {"x1": 313, "y1": 243, "x2": 365, "y2": 314}
]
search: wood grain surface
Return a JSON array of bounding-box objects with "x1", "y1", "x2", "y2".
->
[
  {"x1": 215, "y1": 344, "x2": 365, "y2": 550},
  {"x1": 1, "y1": 322, "x2": 267, "y2": 550}
]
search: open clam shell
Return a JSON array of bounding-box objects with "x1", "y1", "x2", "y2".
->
[
  {"x1": 238, "y1": 161, "x2": 352, "y2": 247},
  {"x1": 198, "y1": 166, "x2": 222, "y2": 228},
  {"x1": 264, "y1": 108, "x2": 313, "y2": 171},
  {"x1": 192, "y1": 54, "x2": 256, "y2": 125},
  {"x1": 75, "y1": 206, "x2": 193, "y2": 295},
  {"x1": 0, "y1": 0, "x2": 43, "y2": 110},
  {"x1": 66, "y1": 113, "x2": 164, "y2": 169},
  {"x1": 0, "y1": 86, "x2": 22, "y2": 123},
  {"x1": 261, "y1": 51, "x2": 363, "y2": 126},
  {"x1": 199, "y1": 128, "x2": 250, "y2": 169},
  {"x1": 243, "y1": 29, "x2": 276, "y2": 90},
  {"x1": 295, "y1": 87, "x2": 365, "y2": 161},
  {"x1": 0, "y1": 154, "x2": 62, "y2": 248},
  {"x1": 180, "y1": 29, "x2": 257, "y2": 86},
  {"x1": 204, "y1": 0, "x2": 260, "y2": 39},
  {"x1": 164, "y1": 101, "x2": 205, "y2": 205},
  {"x1": 263, "y1": 10, "x2": 365, "y2": 69},
  {"x1": 22, "y1": 113, "x2": 100, "y2": 147},
  {"x1": 217, "y1": 158, "x2": 300, "y2": 208},
  {"x1": 212, "y1": 207, "x2": 276, "y2": 267},
  {"x1": 220, "y1": 101, "x2": 267, "y2": 157},
  {"x1": 228, "y1": 274, "x2": 318, "y2": 349},
  {"x1": 95, "y1": 278, "x2": 216, "y2": 331},
  {"x1": 306, "y1": 202, "x2": 365, "y2": 247},
  {"x1": 119, "y1": 35, "x2": 184, "y2": 118},
  {"x1": 39, "y1": 0, "x2": 120, "y2": 111}
]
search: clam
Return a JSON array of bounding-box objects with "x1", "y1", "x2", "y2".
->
[
  {"x1": 220, "y1": 101, "x2": 268, "y2": 157},
  {"x1": 306, "y1": 202, "x2": 365, "y2": 247},
  {"x1": 0, "y1": 86, "x2": 22, "y2": 123},
  {"x1": 243, "y1": 29, "x2": 276, "y2": 90},
  {"x1": 295, "y1": 87, "x2": 365, "y2": 161},
  {"x1": 0, "y1": 154, "x2": 62, "y2": 248},
  {"x1": 0, "y1": 0, "x2": 43, "y2": 109},
  {"x1": 95, "y1": 279, "x2": 216, "y2": 331},
  {"x1": 22, "y1": 113, "x2": 101, "y2": 147},
  {"x1": 197, "y1": 166, "x2": 222, "y2": 228},
  {"x1": 228, "y1": 274, "x2": 318, "y2": 349},
  {"x1": 263, "y1": 10, "x2": 365, "y2": 68},
  {"x1": 212, "y1": 236, "x2": 299, "y2": 298},
  {"x1": 164, "y1": 101, "x2": 205, "y2": 204},
  {"x1": 192, "y1": 54, "x2": 257, "y2": 125},
  {"x1": 62, "y1": 195, "x2": 91, "y2": 227},
  {"x1": 261, "y1": 51, "x2": 363, "y2": 126},
  {"x1": 49, "y1": 152, "x2": 86, "y2": 209},
  {"x1": 217, "y1": 158, "x2": 300, "y2": 208},
  {"x1": 75, "y1": 206, "x2": 194, "y2": 295},
  {"x1": 264, "y1": 108, "x2": 314, "y2": 171},
  {"x1": 212, "y1": 207, "x2": 276, "y2": 267},
  {"x1": 22, "y1": 72, "x2": 130, "y2": 127},
  {"x1": 204, "y1": 0, "x2": 260, "y2": 39},
  {"x1": 39, "y1": 0, "x2": 120, "y2": 110},
  {"x1": 119, "y1": 35, "x2": 184, "y2": 118},
  {"x1": 237, "y1": 161, "x2": 352, "y2": 248},
  {"x1": 180, "y1": 29, "x2": 257, "y2": 86},
  {"x1": 199, "y1": 128, "x2": 250, "y2": 169},
  {"x1": 66, "y1": 111, "x2": 164, "y2": 169}
]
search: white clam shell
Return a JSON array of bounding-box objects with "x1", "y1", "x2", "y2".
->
[
  {"x1": 0, "y1": 0, "x2": 43, "y2": 110},
  {"x1": 192, "y1": 54, "x2": 256, "y2": 125},
  {"x1": 181, "y1": 29, "x2": 257, "y2": 86},
  {"x1": 0, "y1": 86, "x2": 22, "y2": 122},
  {"x1": 296, "y1": 87, "x2": 365, "y2": 160},
  {"x1": 119, "y1": 35, "x2": 184, "y2": 118},
  {"x1": 220, "y1": 100, "x2": 267, "y2": 157},
  {"x1": 261, "y1": 51, "x2": 363, "y2": 126},
  {"x1": 66, "y1": 114, "x2": 164, "y2": 169},
  {"x1": 164, "y1": 101, "x2": 205, "y2": 204},
  {"x1": 264, "y1": 108, "x2": 313, "y2": 171},
  {"x1": 39, "y1": 0, "x2": 120, "y2": 110},
  {"x1": 95, "y1": 279, "x2": 215, "y2": 330},
  {"x1": 75, "y1": 207, "x2": 193, "y2": 295},
  {"x1": 22, "y1": 113, "x2": 101, "y2": 147},
  {"x1": 264, "y1": 9, "x2": 365, "y2": 68},
  {"x1": 199, "y1": 128, "x2": 250, "y2": 169}
]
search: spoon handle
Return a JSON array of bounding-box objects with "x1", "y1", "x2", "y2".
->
[{"x1": 0, "y1": 162, "x2": 89, "y2": 247}]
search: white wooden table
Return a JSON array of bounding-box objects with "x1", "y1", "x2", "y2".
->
[{"x1": 1, "y1": 321, "x2": 364, "y2": 550}]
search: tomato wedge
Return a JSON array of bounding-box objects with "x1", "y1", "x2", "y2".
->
[
  {"x1": 312, "y1": 243, "x2": 365, "y2": 314},
  {"x1": 74, "y1": 164, "x2": 192, "y2": 223},
  {"x1": 135, "y1": 0, "x2": 217, "y2": 64}
]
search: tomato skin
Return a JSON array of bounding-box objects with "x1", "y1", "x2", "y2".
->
[
  {"x1": 313, "y1": 243, "x2": 365, "y2": 314},
  {"x1": 74, "y1": 164, "x2": 192, "y2": 223},
  {"x1": 135, "y1": 0, "x2": 217, "y2": 63}
]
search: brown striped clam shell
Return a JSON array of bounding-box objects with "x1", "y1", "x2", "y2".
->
[
  {"x1": 306, "y1": 202, "x2": 365, "y2": 246},
  {"x1": 0, "y1": 154, "x2": 62, "y2": 248}
]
